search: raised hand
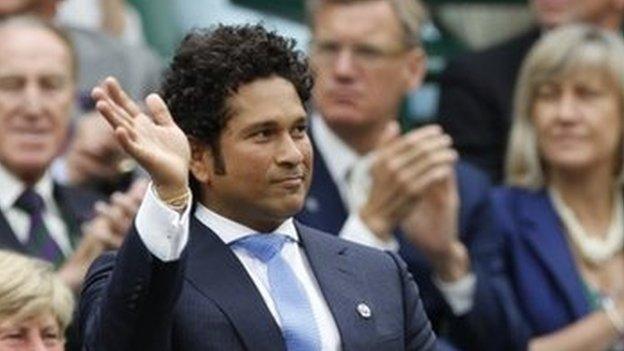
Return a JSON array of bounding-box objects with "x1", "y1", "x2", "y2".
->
[{"x1": 91, "y1": 77, "x2": 190, "y2": 199}]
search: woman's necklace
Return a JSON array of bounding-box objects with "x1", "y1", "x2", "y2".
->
[{"x1": 549, "y1": 187, "x2": 624, "y2": 266}]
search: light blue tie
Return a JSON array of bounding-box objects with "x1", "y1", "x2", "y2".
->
[{"x1": 233, "y1": 233, "x2": 321, "y2": 351}]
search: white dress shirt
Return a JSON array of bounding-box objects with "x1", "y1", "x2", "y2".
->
[
  {"x1": 135, "y1": 185, "x2": 341, "y2": 351},
  {"x1": 311, "y1": 114, "x2": 476, "y2": 315},
  {"x1": 311, "y1": 114, "x2": 399, "y2": 251},
  {"x1": 0, "y1": 163, "x2": 72, "y2": 256}
]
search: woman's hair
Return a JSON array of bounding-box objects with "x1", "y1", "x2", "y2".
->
[
  {"x1": 0, "y1": 250, "x2": 74, "y2": 332},
  {"x1": 506, "y1": 24, "x2": 624, "y2": 188}
]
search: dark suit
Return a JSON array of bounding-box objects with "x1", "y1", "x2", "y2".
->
[
  {"x1": 437, "y1": 29, "x2": 541, "y2": 183},
  {"x1": 297, "y1": 135, "x2": 491, "y2": 340},
  {"x1": 0, "y1": 183, "x2": 100, "y2": 258},
  {"x1": 79, "y1": 217, "x2": 437, "y2": 350}
]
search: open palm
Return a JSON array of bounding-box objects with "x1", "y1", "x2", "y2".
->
[{"x1": 92, "y1": 77, "x2": 190, "y2": 194}]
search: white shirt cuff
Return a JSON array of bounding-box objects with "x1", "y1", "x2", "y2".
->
[
  {"x1": 339, "y1": 213, "x2": 399, "y2": 252},
  {"x1": 135, "y1": 183, "x2": 192, "y2": 262},
  {"x1": 434, "y1": 272, "x2": 476, "y2": 315}
]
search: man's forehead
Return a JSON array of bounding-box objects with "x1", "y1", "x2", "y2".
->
[
  {"x1": 0, "y1": 0, "x2": 40, "y2": 15},
  {"x1": 224, "y1": 77, "x2": 306, "y2": 128},
  {"x1": 0, "y1": 25, "x2": 70, "y2": 56},
  {"x1": 312, "y1": 0, "x2": 404, "y2": 41}
]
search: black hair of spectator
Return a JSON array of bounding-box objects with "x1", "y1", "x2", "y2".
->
[{"x1": 161, "y1": 23, "x2": 313, "y2": 179}]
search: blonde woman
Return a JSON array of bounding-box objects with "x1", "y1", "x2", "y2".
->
[
  {"x1": 0, "y1": 250, "x2": 73, "y2": 350},
  {"x1": 463, "y1": 24, "x2": 624, "y2": 351}
]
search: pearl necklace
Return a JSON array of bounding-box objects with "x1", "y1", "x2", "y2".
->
[{"x1": 549, "y1": 187, "x2": 624, "y2": 266}]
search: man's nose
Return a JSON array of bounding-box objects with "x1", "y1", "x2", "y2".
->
[
  {"x1": 333, "y1": 49, "x2": 358, "y2": 78},
  {"x1": 276, "y1": 134, "x2": 304, "y2": 165},
  {"x1": 22, "y1": 84, "x2": 44, "y2": 116}
]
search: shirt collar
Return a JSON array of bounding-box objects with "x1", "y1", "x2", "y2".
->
[
  {"x1": 0, "y1": 163, "x2": 55, "y2": 211},
  {"x1": 193, "y1": 203, "x2": 299, "y2": 245},
  {"x1": 310, "y1": 113, "x2": 365, "y2": 185}
]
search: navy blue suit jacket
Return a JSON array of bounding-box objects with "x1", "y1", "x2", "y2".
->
[
  {"x1": 297, "y1": 137, "x2": 491, "y2": 337},
  {"x1": 0, "y1": 184, "x2": 99, "y2": 258},
  {"x1": 464, "y1": 187, "x2": 597, "y2": 350},
  {"x1": 79, "y1": 218, "x2": 437, "y2": 350}
]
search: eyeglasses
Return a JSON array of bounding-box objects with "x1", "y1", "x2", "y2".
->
[{"x1": 309, "y1": 40, "x2": 409, "y2": 68}]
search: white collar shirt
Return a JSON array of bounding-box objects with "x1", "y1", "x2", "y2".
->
[
  {"x1": 194, "y1": 203, "x2": 342, "y2": 351},
  {"x1": 0, "y1": 163, "x2": 72, "y2": 255}
]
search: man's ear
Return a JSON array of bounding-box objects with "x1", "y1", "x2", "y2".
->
[
  {"x1": 404, "y1": 47, "x2": 427, "y2": 91},
  {"x1": 189, "y1": 139, "x2": 212, "y2": 187}
]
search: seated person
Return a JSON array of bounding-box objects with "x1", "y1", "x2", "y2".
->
[
  {"x1": 299, "y1": 2, "x2": 490, "y2": 346},
  {"x1": 0, "y1": 16, "x2": 145, "y2": 292},
  {"x1": 452, "y1": 24, "x2": 624, "y2": 351},
  {"x1": 0, "y1": 249, "x2": 74, "y2": 350},
  {"x1": 437, "y1": 0, "x2": 624, "y2": 183}
]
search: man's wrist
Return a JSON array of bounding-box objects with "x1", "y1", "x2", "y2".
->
[
  {"x1": 359, "y1": 208, "x2": 393, "y2": 241},
  {"x1": 431, "y1": 241, "x2": 471, "y2": 282},
  {"x1": 155, "y1": 182, "x2": 190, "y2": 204}
]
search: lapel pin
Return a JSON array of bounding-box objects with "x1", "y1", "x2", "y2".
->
[
  {"x1": 305, "y1": 197, "x2": 319, "y2": 212},
  {"x1": 357, "y1": 302, "x2": 372, "y2": 319}
]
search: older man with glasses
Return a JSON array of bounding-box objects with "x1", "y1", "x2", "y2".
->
[{"x1": 296, "y1": 0, "x2": 491, "y2": 348}]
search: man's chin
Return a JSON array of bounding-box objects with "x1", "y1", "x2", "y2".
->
[
  {"x1": 272, "y1": 198, "x2": 307, "y2": 219},
  {"x1": 3, "y1": 159, "x2": 49, "y2": 182}
]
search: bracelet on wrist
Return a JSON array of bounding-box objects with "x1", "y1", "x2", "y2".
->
[{"x1": 156, "y1": 186, "x2": 191, "y2": 211}]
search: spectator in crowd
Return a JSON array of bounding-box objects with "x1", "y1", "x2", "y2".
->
[
  {"x1": 0, "y1": 250, "x2": 74, "y2": 351},
  {"x1": 0, "y1": 0, "x2": 162, "y2": 113},
  {"x1": 57, "y1": 0, "x2": 147, "y2": 46},
  {"x1": 79, "y1": 24, "x2": 436, "y2": 350},
  {"x1": 298, "y1": 0, "x2": 490, "y2": 345},
  {"x1": 438, "y1": 0, "x2": 624, "y2": 183},
  {"x1": 0, "y1": 16, "x2": 144, "y2": 293},
  {"x1": 59, "y1": 111, "x2": 138, "y2": 196},
  {"x1": 445, "y1": 25, "x2": 624, "y2": 351},
  {"x1": 0, "y1": 0, "x2": 161, "y2": 197}
]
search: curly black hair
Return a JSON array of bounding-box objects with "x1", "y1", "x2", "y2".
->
[{"x1": 161, "y1": 23, "x2": 313, "y2": 173}]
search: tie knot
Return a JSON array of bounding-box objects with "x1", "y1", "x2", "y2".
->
[
  {"x1": 233, "y1": 233, "x2": 289, "y2": 263},
  {"x1": 14, "y1": 188, "x2": 45, "y2": 215}
]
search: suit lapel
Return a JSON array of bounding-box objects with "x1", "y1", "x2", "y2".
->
[
  {"x1": 518, "y1": 190, "x2": 590, "y2": 317},
  {"x1": 297, "y1": 223, "x2": 377, "y2": 351},
  {"x1": 53, "y1": 184, "x2": 93, "y2": 248},
  {"x1": 297, "y1": 133, "x2": 349, "y2": 234},
  {"x1": 184, "y1": 218, "x2": 286, "y2": 351},
  {"x1": 0, "y1": 210, "x2": 27, "y2": 253}
]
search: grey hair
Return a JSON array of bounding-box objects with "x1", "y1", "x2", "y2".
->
[{"x1": 306, "y1": 0, "x2": 428, "y2": 48}]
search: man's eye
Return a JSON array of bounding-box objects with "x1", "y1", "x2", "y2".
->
[
  {"x1": 354, "y1": 46, "x2": 383, "y2": 59},
  {"x1": 41, "y1": 76, "x2": 68, "y2": 91},
  {"x1": 251, "y1": 129, "x2": 273, "y2": 141},
  {"x1": 315, "y1": 42, "x2": 339, "y2": 54},
  {"x1": 0, "y1": 77, "x2": 23, "y2": 91},
  {"x1": 291, "y1": 124, "x2": 308, "y2": 137}
]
